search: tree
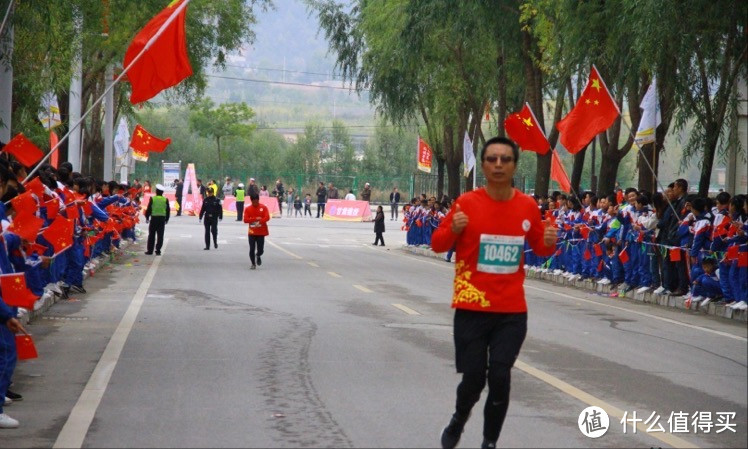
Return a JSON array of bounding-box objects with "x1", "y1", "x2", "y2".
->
[
  {"x1": 189, "y1": 99, "x2": 255, "y2": 175},
  {"x1": 6, "y1": 0, "x2": 267, "y2": 176}
]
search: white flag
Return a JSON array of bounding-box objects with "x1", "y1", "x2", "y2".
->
[
  {"x1": 463, "y1": 132, "x2": 476, "y2": 177},
  {"x1": 635, "y1": 77, "x2": 661, "y2": 146},
  {"x1": 114, "y1": 117, "x2": 130, "y2": 160},
  {"x1": 39, "y1": 93, "x2": 62, "y2": 130}
]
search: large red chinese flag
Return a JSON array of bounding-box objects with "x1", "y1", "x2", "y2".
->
[
  {"x1": 42, "y1": 216, "x2": 74, "y2": 254},
  {"x1": 2, "y1": 133, "x2": 44, "y2": 168},
  {"x1": 556, "y1": 66, "x2": 620, "y2": 154},
  {"x1": 0, "y1": 274, "x2": 39, "y2": 309},
  {"x1": 130, "y1": 124, "x2": 172, "y2": 153},
  {"x1": 550, "y1": 150, "x2": 572, "y2": 193},
  {"x1": 123, "y1": 0, "x2": 193, "y2": 104},
  {"x1": 504, "y1": 103, "x2": 550, "y2": 155}
]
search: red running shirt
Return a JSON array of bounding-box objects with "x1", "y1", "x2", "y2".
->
[
  {"x1": 243, "y1": 203, "x2": 270, "y2": 236},
  {"x1": 431, "y1": 188, "x2": 555, "y2": 313}
]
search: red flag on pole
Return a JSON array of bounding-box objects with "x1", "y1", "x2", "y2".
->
[
  {"x1": 417, "y1": 136, "x2": 433, "y2": 173},
  {"x1": 9, "y1": 212, "x2": 44, "y2": 242},
  {"x1": 123, "y1": 0, "x2": 193, "y2": 104},
  {"x1": 130, "y1": 124, "x2": 171, "y2": 154},
  {"x1": 42, "y1": 217, "x2": 74, "y2": 254},
  {"x1": 556, "y1": 66, "x2": 620, "y2": 154},
  {"x1": 10, "y1": 192, "x2": 39, "y2": 216},
  {"x1": 504, "y1": 103, "x2": 550, "y2": 155},
  {"x1": 550, "y1": 150, "x2": 572, "y2": 193},
  {"x1": 2, "y1": 133, "x2": 45, "y2": 168}
]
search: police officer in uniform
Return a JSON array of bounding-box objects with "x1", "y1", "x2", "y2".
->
[
  {"x1": 199, "y1": 187, "x2": 223, "y2": 249},
  {"x1": 144, "y1": 184, "x2": 170, "y2": 255},
  {"x1": 235, "y1": 183, "x2": 246, "y2": 221}
]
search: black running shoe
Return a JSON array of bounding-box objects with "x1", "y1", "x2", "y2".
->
[
  {"x1": 6, "y1": 390, "x2": 22, "y2": 401},
  {"x1": 257, "y1": 255, "x2": 262, "y2": 266},
  {"x1": 481, "y1": 439, "x2": 497, "y2": 449},
  {"x1": 70, "y1": 285, "x2": 86, "y2": 294},
  {"x1": 441, "y1": 414, "x2": 468, "y2": 449}
]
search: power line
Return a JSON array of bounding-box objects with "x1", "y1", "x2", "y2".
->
[
  {"x1": 223, "y1": 63, "x2": 343, "y2": 80},
  {"x1": 205, "y1": 74, "x2": 369, "y2": 91}
]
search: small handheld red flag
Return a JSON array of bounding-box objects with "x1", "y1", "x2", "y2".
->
[
  {"x1": 15, "y1": 334, "x2": 38, "y2": 360},
  {"x1": 9, "y1": 212, "x2": 44, "y2": 242},
  {"x1": 594, "y1": 243, "x2": 603, "y2": 257},
  {"x1": 10, "y1": 191, "x2": 39, "y2": 216},
  {"x1": 669, "y1": 248, "x2": 682, "y2": 262},
  {"x1": 2, "y1": 133, "x2": 44, "y2": 168},
  {"x1": 0, "y1": 274, "x2": 40, "y2": 309},
  {"x1": 726, "y1": 245, "x2": 739, "y2": 261},
  {"x1": 739, "y1": 251, "x2": 748, "y2": 268},
  {"x1": 584, "y1": 248, "x2": 592, "y2": 260},
  {"x1": 550, "y1": 150, "x2": 572, "y2": 193},
  {"x1": 130, "y1": 124, "x2": 172, "y2": 154},
  {"x1": 618, "y1": 247, "x2": 630, "y2": 264},
  {"x1": 42, "y1": 217, "x2": 74, "y2": 254}
]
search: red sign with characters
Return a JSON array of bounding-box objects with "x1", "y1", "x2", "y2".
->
[
  {"x1": 322, "y1": 200, "x2": 373, "y2": 222},
  {"x1": 417, "y1": 136, "x2": 433, "y2": 173}
]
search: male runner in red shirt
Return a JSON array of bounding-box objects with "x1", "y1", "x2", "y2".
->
[
  {"x1": 243, "y1": 193, "x2": 270, "y2": 270},
  {"x1": 432, "y1": 136, "x2": 557, "y2": 449}
]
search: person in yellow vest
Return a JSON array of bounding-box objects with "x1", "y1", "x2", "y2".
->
[
  {"x1": 144, "y1": 184, "x2": 170, "y2": 255},
  {"x1": 234, "y1": 183, "x2": 246, "y2": 221}
]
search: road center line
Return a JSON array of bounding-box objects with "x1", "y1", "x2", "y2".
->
[
  {"x1": 307, "y1": 262, "x2": 320, "y2": 268},
  {"x1": 392, "y1": 303, "x2": 421, "y2": 315},
  {"x1": 514, "y1": 359, "x2": 698, "y2": 448},
  {"x1": 267, "y1": 239, "x2": 303, "y2": 260},
  {"x1": 353, "y1": 284, "x2": 372, "y2": 293},
  {"x1": 53, "y1": 239, "x2": 168, "y2": 449},
  {"x1": 327, "y1": 271, "x2": 341, "y2": 278}
]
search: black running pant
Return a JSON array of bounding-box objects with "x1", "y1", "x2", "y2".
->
[
  {"x1": 452, "y1": 310, "x2": 527, "y2": 443},
  {"x1": 204, "y1": 219, "x2": 218, "y2": 248},
  {"x1": 248, "y1": 235, "x2": 265, "y2": 265},
  {"x1": 374, "y1": 232, "x2": 384, "y2": 246},
  {"x1": 147, "y1": 217, "x2": 166, "y2": 253}
]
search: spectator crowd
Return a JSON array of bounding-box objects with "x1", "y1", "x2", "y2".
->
[{"x1": 0, "y1": 153, "x2": 140, "y2": 429}]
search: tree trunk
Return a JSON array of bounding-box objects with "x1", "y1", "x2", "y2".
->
[
  {"x1": 570, "y1": 147, "x2": 587, "y2": 194},
  {"x1": 444, "y1": 124, "x2": 461, "y2": 200},
  {"x1": 217, "y1": 136, "x2": 223, "y2": 175},
  {"x1": 698, "y1": 124, "x2": 719, "y2": 196},
  {"x1": 522, "y1": 29, "x2": 549, "y2": 196},
  {"x1": 436, "y1": 156, "x2": 445, "y2": 199},
  {"x1": 637, "y1": 142, "x2": 657, "y2": 193},
  {"x1": 597, "y1": 152, "x2": 622, "y2": 197},
  {"x1": 496, "y1": 51, "x2": 507, "y2": 138}
]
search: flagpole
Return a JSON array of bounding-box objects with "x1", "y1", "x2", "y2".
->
[
  {"x1": 0, "y1": 0, "x2": 14, "y2": 39},
  {"x1": 23, "y1": 0, "x2": 192, "y2": 182},
  {"x1": 593, "y1": 64, "x2": 621, "y2": 115}
]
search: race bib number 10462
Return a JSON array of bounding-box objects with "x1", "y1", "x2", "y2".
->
[{"x1": 477, "y1": 234, "x2": 524, "y2": 274}]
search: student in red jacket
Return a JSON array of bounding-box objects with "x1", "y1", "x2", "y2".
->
[
  {"x1": 432, "y1": 136, "x2": 557, "y2": 449},
  {"x1": 242, "y1": 193, "x2": 270, "y2": 270}
]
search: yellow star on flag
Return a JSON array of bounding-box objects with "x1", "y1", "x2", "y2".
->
[
  {"x1": 591, "y1": 79, "x2": 601, "y2": 93},
  {"x1": 594, "y1": 100, "x2": 599, "y2": 105},
  {"x1": 522, "y1": 117, "x2": 533, "y2": 128},
  {"x1": 137, "y1": 130, "x2": 144, "y2": 138},
  {"x1": 585, "y1": 99, "x2": 591, "y2": 105}
]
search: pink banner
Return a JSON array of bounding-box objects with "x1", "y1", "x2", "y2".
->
[
  {"x1": 229, "y1": 195, "x2": 281, "y2": 218},
  {"x1": 323, "y1": 199, "x2": 372, "y2": 222}
]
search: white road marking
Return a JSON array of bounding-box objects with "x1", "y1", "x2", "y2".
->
[
  {"x1": 53, "y1": 239, "x2": 169, "y2": 448},
  {"x1": 327, "y1": 271, "x2": 341, "y2": 278},
  {"x1": 307, "y1": 262, "x2": 320, "y2": 268},
  {"x1": 526, "y1": 285, "x2": 747, "y2": 342},
  {"x1": 178, "y1": 234, "x2": 192, "y2": 238},
  {"x1": 392, "y1": 303, "x2": 421, "y2": 315},
  {"x1": 514, "y1": 360, "x2": 698, "y2": 448},
  {"x1": 267, "y1": 240, "x2": 303, "y2": 260},
  {"x1": 353, "y1": 284, "x2": 372, "y2": 293}
]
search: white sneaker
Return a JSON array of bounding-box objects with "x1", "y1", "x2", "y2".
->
[
  {"x1": 0, "y1": 413, "x2": 18, "y2": 428},
  {"x1": 728, "y1": 301, "x2": 742, "y2": 309},
  {"x1": 3, "y1": 396, "x2": 11, "y2": 406},
  {"x1": 636, "y1": 286, "x2": 651, "y2": 294},
  {"x1": 597, "y1": 278, "x2": 611, "y2": 285},
  {"x1": 699, "y1": 297, "x2": 711, "y2": 308},
  {"x1": 523, "y1": 264, "x2": 529, "y2": 270},
  {"x1": 652, "y1": 286, "x2": 665, "y2": 295},
  {"x1": 737, "y1": 302, "x2": 748, "y2": 311},
  {"x1": 553, "y1": 269, "x2": 563, "y2": 275}
]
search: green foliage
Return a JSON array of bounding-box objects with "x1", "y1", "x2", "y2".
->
[{"x1": 188, "y1": 98, "x2": 256, "y2": 172}]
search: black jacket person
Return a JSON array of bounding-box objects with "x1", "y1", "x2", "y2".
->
[
  {"x1": 199, "y1": 188, "x2": 223, "y2": 250},
  {"x1": 145, "y1": 184, "x2": 170, "y2": 255}
]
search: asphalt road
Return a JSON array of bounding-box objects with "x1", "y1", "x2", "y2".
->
[{"x1": 2, "y1": 212, "x2": 746, "y2": 448}]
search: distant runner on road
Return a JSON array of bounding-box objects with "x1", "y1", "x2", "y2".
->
[
  {"x1": 243, "y1": 192, "x2": 270, "y2": 270},
  {"x1": 432, "y1": 136, "x2": 557, "y2": 449}
]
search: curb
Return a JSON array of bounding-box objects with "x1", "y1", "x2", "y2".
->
[
  {"x1": 400, "y1": 244, "x2": 748, "y2": 323},
  {"x1": 16, "y1": 235, "x2": 140, "y2": 326}
]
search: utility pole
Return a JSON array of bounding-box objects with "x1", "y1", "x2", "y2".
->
[
  {"x1": 103, "y1": 65, "x2": 114, "y2": 180},
  {"x1": 68, "y1": 9, "x2": 83, "y2": 171}
]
